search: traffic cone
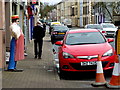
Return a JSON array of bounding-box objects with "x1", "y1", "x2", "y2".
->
[
  {"x1": 106, "y1": 55, "x2": 120, "y2": 88},
  {"x1": 91, "y1": 54, "x2": 106, "y2": 87}
]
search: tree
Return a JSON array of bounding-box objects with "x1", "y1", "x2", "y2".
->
[
  {"x1": 40, "y1": 2, "x2": 56, "y2": 19},
  {"x1": 94, "y1": 2, "x2": 119, "y2": 22}
]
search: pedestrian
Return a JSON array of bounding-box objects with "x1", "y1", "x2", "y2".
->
[
  {"x1": 43, "y1": 22, "x2": 46, "y2": 32},
  {"x1": 7, "y1": 15, "x2": 24, "y2": 72},
  {"x1": 33, "y1": 21, "x2": 45, "y2": 59}
]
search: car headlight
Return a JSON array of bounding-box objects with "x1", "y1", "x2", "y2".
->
[
  {"x1": 63, "y1": 52, "x2": 74, "y2": 58},
  {"x1": 102, "y1": 49, "x2": 113, "y2": 57}
]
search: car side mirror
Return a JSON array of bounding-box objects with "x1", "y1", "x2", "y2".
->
[
  {"x1": 116, "y1": 26, "x2": 118, "y2": 29},
  {"x1": 107, "y1": 38, "x2": 114, "y2": 43},
  {"x1": 55, "y1": 41, "x2": 63, "y2": 45}
]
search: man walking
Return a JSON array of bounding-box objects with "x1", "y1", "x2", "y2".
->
[
  {"x1": 43, "y1": 22, "x2": 46, "y2": 32},
  {"x1": 33, "y1": 21, "x2": 45, "y2": 59}
]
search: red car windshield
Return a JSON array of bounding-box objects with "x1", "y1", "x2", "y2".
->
[{"x1": 65, "y1": 32, "x2": 106, "y2": 45}]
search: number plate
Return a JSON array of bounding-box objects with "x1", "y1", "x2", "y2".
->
[
  {"x1": 81, "y1": 61, "x2": 97, "y2": 66},
  {"x1": 58, "y1": 33, "x2": 65, "y2": 34}
]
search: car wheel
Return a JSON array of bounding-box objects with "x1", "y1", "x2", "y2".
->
[
  {"x1": 56, "y1": 67, "x2": 60, "y2": 74},
  {"x1": 59, "y1": 69, "x2": 67, "y2": 79}
]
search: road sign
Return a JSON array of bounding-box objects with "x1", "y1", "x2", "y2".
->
[{"x1": 115, "y1": 27, "x2": 120, "y2": 54}]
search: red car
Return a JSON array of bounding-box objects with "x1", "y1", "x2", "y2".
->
[{"x1": 55, "y1": 29, "x2": 116, "y2": 73}]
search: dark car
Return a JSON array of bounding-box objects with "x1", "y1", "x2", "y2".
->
[
  {"x1": 49, "y1": 22, "x2": 62, "y2": 34},
  {"x1": 51, "y1": 25, "x2": 69, "y2": 44}
]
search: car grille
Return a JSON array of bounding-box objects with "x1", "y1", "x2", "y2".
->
[
  {"x1": 70, "y1": 61, "x2": 109, "y2": 70},
  {"x1": 106, "y1": 31, "x2": 115, "y2": 33},
  {"x1": 77, "y1": 55, "x2": 98, "y2": 60}
]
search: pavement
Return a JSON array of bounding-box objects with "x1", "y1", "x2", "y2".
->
[{"x1": 2, "y1": 30, "x2": 107, "y2": 89}]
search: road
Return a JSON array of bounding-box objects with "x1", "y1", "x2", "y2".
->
[{"x1": 2, "y1": 26, "x2": 114, "y2": 88}]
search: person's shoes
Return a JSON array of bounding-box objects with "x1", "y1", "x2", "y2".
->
[
  {"x1": 38, "y1": 57, "x2": 41, "y2": 59},
  {"x1": 5, "y1": 69, "x2": 24, "y2": 72},
  {"x1": 24, "y1": 53, "x2": 28, "y2": 56},
  {"x1": 34, "y1": 56, "x2": 37, "y2": 59}
]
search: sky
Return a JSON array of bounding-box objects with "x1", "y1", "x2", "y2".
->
[{"x1": 41, "y1": 0, "x2": 62, "y2": 5}]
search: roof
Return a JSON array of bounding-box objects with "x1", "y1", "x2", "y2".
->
[
  {"x1": 67, "y1": 29, "x2": 99, "y2": 34},
  {"x1": 86, "y1": 24, "x2": 100, "y2": 25},
  {"x1": 51, "y1": 22, "x2": 61, "y2": 25},
  {"x1": 100, "y1": 23, "x2": 114, "y2": 25}
]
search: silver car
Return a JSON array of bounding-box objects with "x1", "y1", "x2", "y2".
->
[
  {"x1": 100, "y1": 23, "x2": 117, "y2": 37},
  {"x1": 85, "y1": 24, "x2": 106, "y2": 36}
]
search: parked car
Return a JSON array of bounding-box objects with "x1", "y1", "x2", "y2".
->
[
  {"x1": 49, "y1": 22, "x2": 62, "y2": 34},
  {"x1": 85, "y1": 24, "x2": 106, "y2": 36},
  {"x1": 55, "y1": 29, "x2": 116, "y2": 74},
  {"x1": 100, "y1": 23, "x2": 117, "y2": 37},
  {"x1": 51, "y1": 25, "x2": 69, "y2": 44},
  {"x1": 63, "y1": 19, "x2": 72, "y2": 28}
]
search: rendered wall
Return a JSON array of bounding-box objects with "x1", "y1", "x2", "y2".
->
[{"x1": 0, "y1": 1, "x2": 6, "y2": 69}]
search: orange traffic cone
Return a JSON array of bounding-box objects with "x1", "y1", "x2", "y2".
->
[
  {"x1": 91, "y1": 54, "x2": 106, "y2": 87},
  {"x1": 106, "y1": 55, "x2": 120, "y2": 88}
]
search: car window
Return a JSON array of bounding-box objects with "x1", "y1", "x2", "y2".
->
[
  {"x1": 87, "y1": 25, "x2": 103, "y2": 30},
  {"x1": 53, "y1": 26, "x2": 69, "y2": 31},
  {"x1": 102, "y1": 24, "x2": 115, "y2": 28},
  {"x1": 65, "y1": 32, "x2": 106, "y2": 45}
]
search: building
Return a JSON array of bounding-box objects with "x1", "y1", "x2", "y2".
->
[
  {"x1": 112, "y1": 1, "x2": 120, "y2": 26},
  {"x1": 92, "y1": 2, "x2": 120, "y2": 25},
  {"x1": 0, "y1": 0, "x2": 6, "y2": 69},
  {"x1": 57, "y1": 2, "x2": 65, "y2": 23},
  {"x1": 57, "y1": 2, "x2": 61, "y2": 22},
  {"x1": 70, "y1": 0, "x2": 78, "y2": 26},
  {"x1": 56, "y1": 0, "x2": 94, "y2": 27},
  {"x1": 48, "y1": 9, "x2": 57, "y2": 21}
]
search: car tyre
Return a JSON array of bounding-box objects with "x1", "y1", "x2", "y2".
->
[{"x1": 59, "y1": 69, "x2": 67, "y2": 80}]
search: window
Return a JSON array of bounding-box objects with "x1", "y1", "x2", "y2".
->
[
  {"x1": 65, "y1": 32, "x2": 106, "y2": 45},
  {"x1": 71, "y1": 7, "x2": 75, "y2": 16}
]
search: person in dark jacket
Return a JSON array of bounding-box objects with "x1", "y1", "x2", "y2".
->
[
  {"x1": 43, "y1": 22, "x2": 46, "y2": 32},
  {"x1": 33, "y1": 21, "x2": 45, "y2": 59}
]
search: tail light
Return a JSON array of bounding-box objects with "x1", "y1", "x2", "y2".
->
[{"x1": 102, "y1": 31, "x2": 106, "y2": 33}]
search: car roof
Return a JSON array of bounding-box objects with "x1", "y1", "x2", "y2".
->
[
  {"x1": 51, "y1": 22, "x2": 61, "y2": 25},
  {"x1": 100, "y1": 23, "x2": 114, "y2": 25},
  {"x1": 86, "y1": 24, "x2": 100, "y2": 25},
  {"x1": 53, "y1": 25, "x2": 68, "y2": 27},
  {"x1": 67, "y1": 29, "x2": 99, "y2": 34}
]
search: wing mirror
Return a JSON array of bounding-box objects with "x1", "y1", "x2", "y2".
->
[{"x1": 107, "y1": 38, "x2": 114, "y2": 43}]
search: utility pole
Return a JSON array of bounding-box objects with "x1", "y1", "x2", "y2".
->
[{"x1": 23, "y1": 1, "x2": 28, "y2": 56}]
